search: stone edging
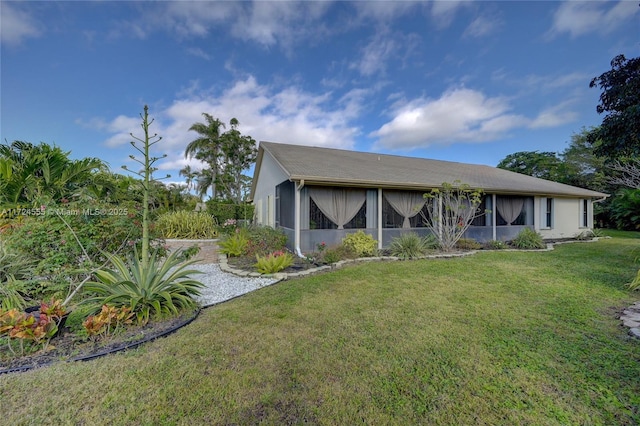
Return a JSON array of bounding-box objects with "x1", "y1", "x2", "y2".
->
[{"x1": 620, "y1": 302, "x2": 640, "y2": 339}]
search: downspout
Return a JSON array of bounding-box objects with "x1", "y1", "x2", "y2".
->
[
  {"x1": 294, "y1": 179, "x2": 305, "y2": 257},
  {"x1": 377, "y1": 188, "x2": 383, "y2": 250},
  {"x1": 492, "y1": 193, "x2": 497, "y2": 241}
]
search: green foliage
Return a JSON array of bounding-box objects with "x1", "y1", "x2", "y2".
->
[
  {"x1": 82, "y1": 248, "x2": 204, "y2": 325},
  {"x1": 455, "y1": 238, "x2": 482, "y2": 250},
  {"x1": 497, "y1": 151, "x2": 564, "y2": 181},
  {"x1": 219, "y1": 232, "x2": 249, "y2": 257},
  {"x1": 206, "y1": 200, "x2": 254, "y2": 224},
  {"x1": 422, "y1": 181, "x2": 485, "y2": 252},
  {"x1": 1, "y1": 201, "x2": 160, "y2": 300},
  {"x1": 156, "y1": 210, "x2": 218, "y2": 239},
  {"x1": 254, "y1": 251, "x2": 294, "y2": 274},
  {"x1": 484, "y1": 240, "x2": 508, "y2": 250},
  {"x1": 342, "y1": 230, "x2": 377, "y2": 258},
  {"x1": 588, "y1": 54, "x2": 640, "y2": 158},
  {"x1": 320, "y1": 244, "x2": 357, "y2": 264},
  {"x1": 0, "y1": 140, "x2": 105, "y2": 205},
  {"x1": 511, "y1": 228, "x2": 545, "y2": 249},
  {"x1": 389, "y1": 232, "x2": 437, "y2": 259},
  {"x1": 609, "y1": 188, "x2": 640, "y2": 230},
  {"x1": 629, "y1": 269, "x2": 640, "y2": 291},
  {"x1": 0, "y1": 240, "x2": 33, "y2": 310},
  {"x1": 245, "y1": 226, "x2": 287, "y2": 256}
]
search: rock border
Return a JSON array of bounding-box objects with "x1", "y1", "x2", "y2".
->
[{"x1": 620, "y1": 302, "x2": 640, "y2": 339}]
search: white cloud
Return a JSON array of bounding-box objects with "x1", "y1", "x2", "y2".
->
[
  {"x1": 430, "y1": 0, "x2": 470, "y2": 29},
  {"x1": 350, "y1": 31, "x2": 398, "y2": 76},
  {"x1": 529, "y1": 102, "x2": 578, "y2": 129},
  {"x1": 186, "y1": 47, "x2": 211, "y2": 61},
  {"x1": 353, "y1": 1, "x2": 421, "y2": 21},
  {"x1": 99, "y1": 76, "x2": 366, "y2": 170},
  {"x1": 372, "y1": 88, "x2": 527, "y2": 150},
  {"x1": 0, "y1": 3, "x2": 41, "y2": 46},
  {"x1": 463, "y1": 15, "x2": 501, "y2": 38},
  {"x1": 548, "y1": 1, "x2": 639, "y2": 38}
]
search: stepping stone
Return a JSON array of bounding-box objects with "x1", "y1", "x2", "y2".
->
[{"x1": 629, "y1": 328, "x2": 640, "y2": 339}]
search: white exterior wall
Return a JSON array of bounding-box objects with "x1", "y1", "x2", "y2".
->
[
  {"x1": 252, "y1": 150, "x2": 289, "y2": 227},
  {"x1": 536, "y1": 196, "x2": 591, "y2": 239}
]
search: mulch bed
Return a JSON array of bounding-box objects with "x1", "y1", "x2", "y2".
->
[{"x1": 0, "y1": 310, "x2": 198, "y2": 374}]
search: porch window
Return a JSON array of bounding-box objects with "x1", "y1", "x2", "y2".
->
[
  {"x1": 471, "y1": 196, "x2": 488, "y2": 226},
  {"x1": 383, "y1": 191, "x2": 429, "y2": 228},
  {"x1": 308, "y1": 187, "x2": 366, "y2": 230},
  {"x1": 496, "y1": 196, "x2": 526, "y2": 226}
]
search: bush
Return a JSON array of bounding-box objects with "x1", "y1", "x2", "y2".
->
[
  {"x1": 389, "y1": 233, "x2": 436, "y2": 259},
  {"x1": 320, "y1": 244, "x2": 357, "y2": 264},
  {"x1": 245, "y1": 226, "x2": 287, "y2": 256},
  {"x1": 83, "y1": 305, "x2": 135, "y2": 341},
  {"x1": 455, "y1": 238, "x2": 482, "y2": 250},
  {"x1": 219, "y1": 232, "x2": 249, "y2": 257},
  {"x1": 254, "y1": 251, "x2": 294, "y2": 274},
  {"x1": 484, "y1": 240, "x2": 507, "y2": 250},
  {"x1": 342, "y1": 230, "x2": 377, "y2": 258},
  {"x1": 206, "y1": 201, "x2": 255, "y2": 224},
  {"x1": 155, "y1": 210, "x2": 217, "y2": 239},
  {"x1": 511, "y1": 228, "x2": 545, "y2": 249},
  {"x1": 82, "y1": 248, "x2": 204, "y2": 325}
]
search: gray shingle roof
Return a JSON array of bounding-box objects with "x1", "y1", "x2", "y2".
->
[{"x1": 254, "y1": 142, "x2": 608, "y2": 198}]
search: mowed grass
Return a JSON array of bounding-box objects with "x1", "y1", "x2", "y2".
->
[{"x1": 2, "y1": 232, "x2": 640, "y2": 425}]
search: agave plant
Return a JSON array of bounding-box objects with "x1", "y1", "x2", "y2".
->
[{"x1": 82, "y1": 248, "x2": 204, "y2": 324}]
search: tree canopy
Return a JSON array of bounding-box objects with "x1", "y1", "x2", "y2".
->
[{"x1": 588, "y1": 54, "x2": 640, "y2": 158}]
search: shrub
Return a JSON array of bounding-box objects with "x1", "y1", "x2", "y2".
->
[
  {"x1": 82, "y1": 248, "x2": 204, "y2": 325},
  {"x1": 484, "y1": 240, "x2": 507, "y2": 250},
  {"x1": 342, "y1": 230, "x2": 377, "y2": 258},
  {"x1": 455, "y1": 238, "x2": 482, "y2": 250},
  {"x1": 83, "y1": 305, "x2": 135, "y2": 341},
  {"x1": 389, "y1": 233, "x2": 436, "y2": 259},
  {"x1": 219, "y1": 232, "x2": 249, "y2": 257},
  {"x1": 0, "y1": 299, "x2": 66, "y2": 354},
  {"x1": 254, "y1": 251, "x2": 294, "y2": 274},
  {"x1": 206, "y1": 201, "x2": 255, "y2": 224},
  {"x1": 155, "y1": 210, "x2": 217, "y2": 239},
  {"x1": 511, "y1": 228, "x2": 545, "y2": 249},
  {"x1": 245, "y1": 226, "x2": 287, "y2": 256},
  {"x1": 320, "y1": 244, "x2": 356, "y2": 264}
]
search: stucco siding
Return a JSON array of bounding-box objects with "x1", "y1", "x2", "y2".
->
[
  {"x1": 253, "y1": 150, "x2": 289, "y2": 227},
  {"x1": 538, "y1": 197, "x2": 586, "y2": 239}
]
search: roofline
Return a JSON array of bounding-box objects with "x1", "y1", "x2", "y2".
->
[{"x1": 288, "y1": 176, "x2": 609, "y2": 199}]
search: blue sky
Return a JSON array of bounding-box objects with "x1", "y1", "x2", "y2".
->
[{"x1": 1, "y1": 1, "x2": 639, "y2": 186}]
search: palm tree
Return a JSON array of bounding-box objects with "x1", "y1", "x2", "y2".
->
[
  {"x1": 178, "y1": 164, "x2": 197, "y2": 193},
  {"x1": 184, "y1": 113, "x2": 225, "y2": 200}
]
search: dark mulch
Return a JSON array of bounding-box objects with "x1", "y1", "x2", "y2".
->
[
  {"x1": 0, "y1": 310, "x2": 198, "y2": 374},
  {"x1": 227, "y1": 254, "x2": 321, "y2": 273}
]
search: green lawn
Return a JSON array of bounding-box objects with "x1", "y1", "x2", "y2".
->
[{"x1": 2, "y1": 232, "x2": 640, "y2": 425}]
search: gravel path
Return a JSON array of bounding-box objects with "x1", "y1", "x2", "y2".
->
[{"x1": 189, "y1": 263, "x2": 280, "y2": 307}]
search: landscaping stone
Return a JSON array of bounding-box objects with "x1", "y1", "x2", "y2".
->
[
  {"x1": 629, "y1": 328, "x2": 640, "y2": 339},
  {"x1": 620, "y1": 302, "x2": 640, "y2": 340}
]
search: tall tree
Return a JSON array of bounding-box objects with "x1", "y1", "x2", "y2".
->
[
  {"x1": 560, "y1": 128, "x2": 608, "y2": 191},
  {"x1": 218, "y1": 118, "x2": 257, "y2": 203},
  {"x1": 496, "y1": 151, "x2": 564, "y2": 181},
  {"x1": 184, "y1": 113, "x2": 225, "y2": 200},
  {"x1": 588, "y1": 54, "x2": 640, "y2": 158}
]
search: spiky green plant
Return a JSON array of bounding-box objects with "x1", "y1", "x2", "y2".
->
[
  {"x1": 254, "y1": 251, "x2": 294, "y2": 274},
  {"x1": 82, "y1": 248, "x2": 204, "y2": 324},
  {"x1": 389, "y1": 233, "x2": 438, "y2": 260}
]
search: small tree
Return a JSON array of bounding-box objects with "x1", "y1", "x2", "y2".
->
[{"x1": 420, "y1": 181, "x2": 486, "y2": 251}]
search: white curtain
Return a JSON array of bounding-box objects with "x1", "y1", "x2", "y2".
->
[
  {"x1": 384, "y1": 191, "x2": 426, "y2": 229},
  {"x1": 496, "y1": 196, "x2": 524, "y2": 225},
  {"x1": 309, "y1": 187, "x2": 366, "y2": 229}
]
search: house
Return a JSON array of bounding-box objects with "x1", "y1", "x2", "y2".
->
[{"x1": 249, "y1": 142, "x2": 608, "y2": 254}]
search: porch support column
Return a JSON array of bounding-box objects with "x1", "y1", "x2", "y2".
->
[
  {"x1": 294, "y1": 180, "x2": 304, "y2": 257},
  {"x1": 377, "y1": 188, "x2": 383, "y2": 249},
  {"x1": 492, "y1": 193, "x2": 497, "y2": 240}
]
